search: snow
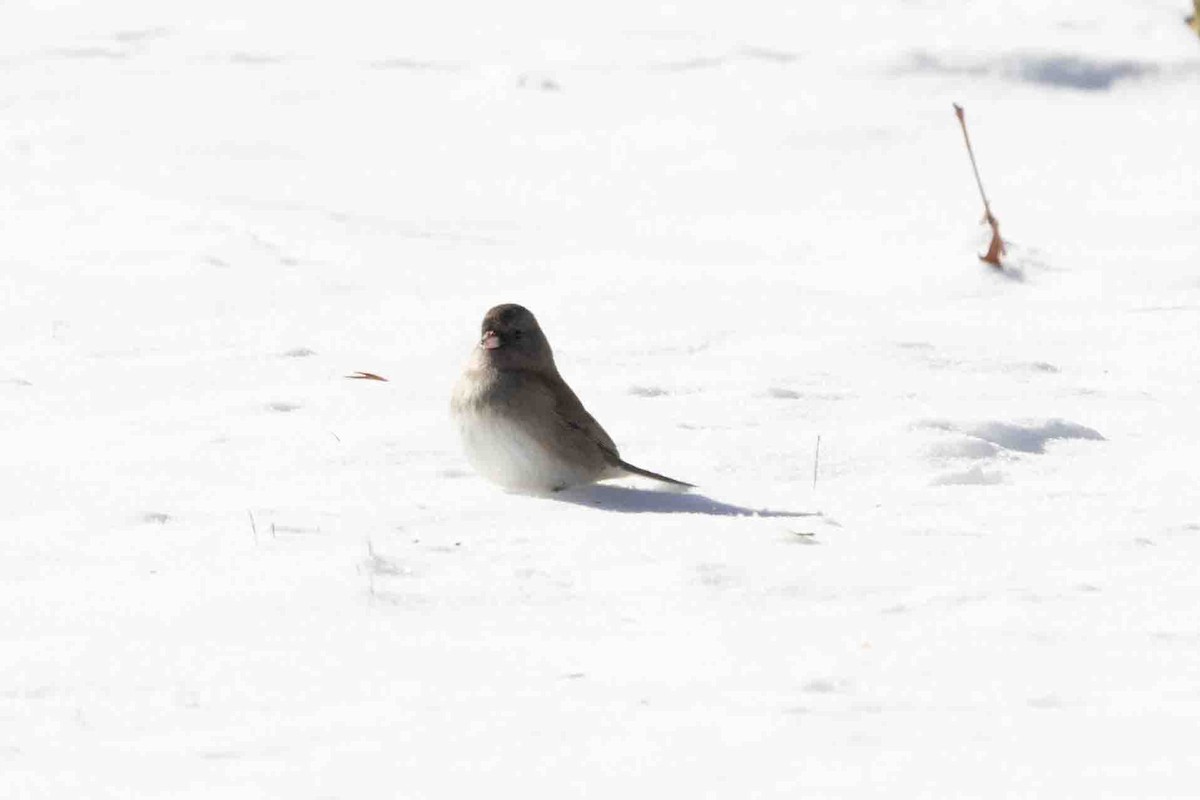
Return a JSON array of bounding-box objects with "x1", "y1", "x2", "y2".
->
[{"x1": 3, "y1": 1, "x2": 1199, "y2": 796}]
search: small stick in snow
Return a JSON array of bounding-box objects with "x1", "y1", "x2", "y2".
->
[
  {"x1": 347, "y1": 371, "x2": 389, "y2": 381},
  {"x1": 813, "y1": 435, "x2": 821, "y2": 491},
  {"x1": 953, "y1": 103, "x2": 1005, "y2": 269},
  {"x1": 247, "y1": 510, "x2": 258, "y2": 543}
]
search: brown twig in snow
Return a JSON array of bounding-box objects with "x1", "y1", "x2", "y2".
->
[
  {"x1": 953, "y1": 103, "x2": 1005, "y2": 268},
  {"x1": 347, "y1": 371, "x2": 389, "y2": 382}
]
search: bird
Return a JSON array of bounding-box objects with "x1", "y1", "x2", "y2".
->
[{"x1": 450, "y1": 303, "x2": 693, "y2": 494}]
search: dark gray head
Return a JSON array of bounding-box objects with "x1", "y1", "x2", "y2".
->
[{"x1": 475, "y1": 303, "x2": 556, "y2": 373}]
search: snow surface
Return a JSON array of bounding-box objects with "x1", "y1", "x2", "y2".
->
[{"x1": 3, "y1": 1, "x2": 1200, "y2": 796}]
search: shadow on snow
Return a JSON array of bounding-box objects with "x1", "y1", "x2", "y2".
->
[{"x1": 553, "y1": 484, "x2": 817, "y2": 518}]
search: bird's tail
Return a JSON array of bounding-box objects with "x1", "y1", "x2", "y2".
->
[{"x1": 616, "y1": 459, "x2": 695, "y2": 489}]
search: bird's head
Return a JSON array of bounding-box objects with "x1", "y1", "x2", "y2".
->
[{"x1": 475, "y1": 303, "x2": 555, "y2": 372}]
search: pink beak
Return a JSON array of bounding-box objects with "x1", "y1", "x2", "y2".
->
[{"x1": 481, "y1": 331, "x2": 502, "y2": 350}]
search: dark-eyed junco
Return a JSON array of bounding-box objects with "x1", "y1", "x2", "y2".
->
[{"x1": 451, "y1": 304, "x2": 693, "y2": 493}]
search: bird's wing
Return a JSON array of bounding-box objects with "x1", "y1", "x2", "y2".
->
[
  {"x1": 524, "y1": 371, "x2": 694, "y2": 488},
  {"x1": 529, "y1": 371, "x2": 621, "y2": 464}
]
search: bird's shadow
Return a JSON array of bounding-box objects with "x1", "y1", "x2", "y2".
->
[{"x1": 553, "y1": 484, "x2": 817, "y2": 518}]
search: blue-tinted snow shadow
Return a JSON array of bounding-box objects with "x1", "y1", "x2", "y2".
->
[
  {"x1": 554, "y1": 484, "x2": 818, "y2": 518},
  {"x1": 901, "y1": 51, "x2": 1158, "y2": 91},
  {"x1": 1013, "y1": 55, "x2": 1154, "y2": 91}
]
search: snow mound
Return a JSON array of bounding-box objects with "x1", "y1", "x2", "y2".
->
[{"x1": 925, "y1": 419, "x2": 1105, "y2": 455}]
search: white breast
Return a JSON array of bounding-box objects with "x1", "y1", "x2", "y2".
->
[{"x1": 454, "y1": 408, "x2": 591, "y2": 493}]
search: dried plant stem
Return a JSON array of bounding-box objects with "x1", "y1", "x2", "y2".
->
[
  {"x1": 953, "y1": 103, "x2": 1005, "y2": 268},
  {"x1": 813, "y1": 435, "x2": 821, "y2": 491}
]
